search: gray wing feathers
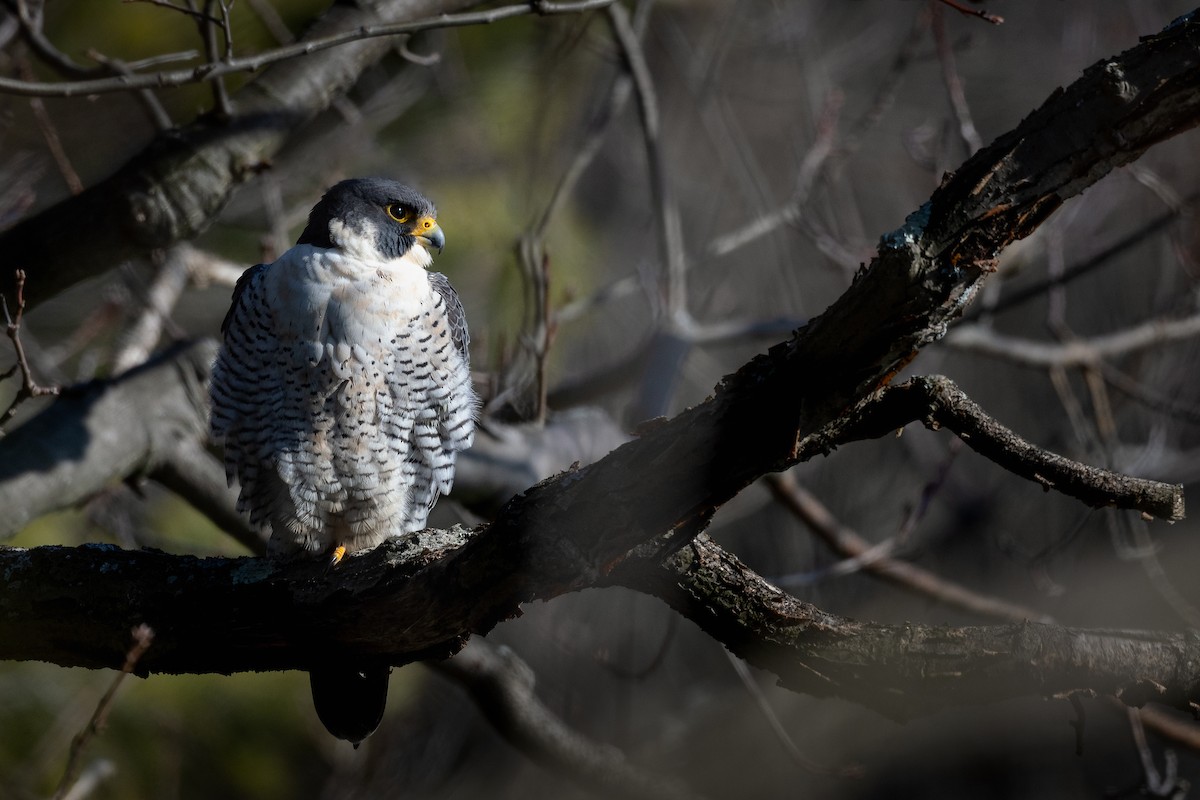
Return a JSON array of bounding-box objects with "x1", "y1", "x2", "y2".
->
[
  {"x1": 428, "y1": 271, "x2": 471, "y2": 361},
  {"x1": 210, "y1": 265, "x2": 300, "y2": 539},
  {"x1": 397, "y1": 272, "x2": 477, "y2": 530}
]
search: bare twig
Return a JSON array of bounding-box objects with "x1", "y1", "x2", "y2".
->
[
  {"x1": 11, "y1": 0, "x2": 92, "y2": 75},
  {"x1": 0, "y1": 0, "x2": 618, "y2": 97},
  {"x1": 1127, "y1": 706, "x2": 1188, "y2": 798},
  {"x1": 930, "y1": 1, "x2": 984, "y2": 154},
  {"x1": 725, "y1": 650, "x2": 863, "y2": 777},
  {"x1": 706, "y1": 91, "x2": 843, "y2": 259},
  {"x1": 183, "y1": 248, "x2": 246, "y2": 288},
  {"x1": 51, "y1": 625, "x2": 154, "y2": 800},
  {"x1": 946, "y1": 314, "x2": 1200, "y2": 368},
  {"x1": 1136, "y1": 706, "x2": 1200, "y2": 755},
  {"x1": 512, "y1": 224, "x2": 556, "y2": 423},
  {"x1": 85, "y1": 50, "x2": 174, "y2": 130},
  {"x1": 962, "y1": 195, "x2": 1198, "y2": 322},
  {"x1": 11, "y1": 0, "x2": 174, "y2": 128},
  {"x1": 506, "y1": 1, "x2": 655, "y2": 419},
  {"x1": 200, "y1": 0, "x2": 233, "y2": 117},
  {"x1": 244, "y1": 0, "x2": 294, "y2": 44},
  {"x1": 14, "y1": 53, "x2": 83, "y2": 194},
  {"x1": 766, "y1": 471, "x2": 1053, "y2": 623},
  {"x1": 1100, "y1": 363, "x2": 1200, "y2": 427},
  {"x1": 0, "y1": 269, "x2": 60, "y2": 429},
  {"x1": 126, "y1": 0, "x2": 222, "y2": 24},
  {"x1": 842, "y1": 5, "x2": 931, "y2": 154},
  {"x1": 606, "y1": 1, "x2": 686, "y2": 322},
  {"x1": 935, "y1": 0, "x2": 1004, "y2": 25},
  {"x1": 111, "y1": 247, "x2": 193, "y2": 374},
  {"x1": 840, "y1": 376, "x2": 1185, "y2": 521},
  {"x1": 917, "y1": 376, "x2": 1183, "y2": 520},
  {"x1": 434, "y1": 639, "x2": 702, "y2": 800}
]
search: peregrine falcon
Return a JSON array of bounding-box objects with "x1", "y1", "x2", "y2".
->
[{"x1": 209, "y1": 177, "x2": 477, "y2": 744}]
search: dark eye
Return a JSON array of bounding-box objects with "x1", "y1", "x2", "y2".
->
[{"x1": 386, "y1": 204, "x2": 411, "y2": 224}]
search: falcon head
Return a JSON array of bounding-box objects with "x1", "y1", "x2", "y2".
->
[{"x1": 297, "y1": 177, "x2": 445, "y2": 263}]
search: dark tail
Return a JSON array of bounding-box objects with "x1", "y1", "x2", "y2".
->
[{"x1": 309, "y1": 665, "x2": 390, "y2": 747}]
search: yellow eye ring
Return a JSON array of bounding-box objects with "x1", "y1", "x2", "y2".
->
[{"x1": 386, "y1": 204, "x2": 411, "y2": 224}]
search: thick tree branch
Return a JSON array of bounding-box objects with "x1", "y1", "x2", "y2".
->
[
  {"x1": 6, "y1": 532, "x2": 1200, "y2": 724},
  {"x1": 830, "y1": 375, "x2": 1185, "y2": 521},
  {"x1": 611, "y1": 535, "x2": 1200, "y2": 721}
]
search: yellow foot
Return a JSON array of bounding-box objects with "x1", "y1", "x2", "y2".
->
[{"x1": 330, "y1": 545, "x2": 347, "y2": 566}]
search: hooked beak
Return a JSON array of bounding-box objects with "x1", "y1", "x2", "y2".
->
[{"x1": 416, "y1": 221, "x2": 445, "y2": 254}]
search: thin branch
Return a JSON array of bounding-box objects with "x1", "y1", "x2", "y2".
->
[
  {"x1": 845, "y1": 375, "x2": 1185, "y2": 521},
  {"x1": 1100, "y1": 363, "x2": 1200, "y2": 427},
  {"x1": 200, "y1": 0, "x2": 233, "y2": 117},
  {"x1": 111, "y1": 246, "x2": 193, "y2": 374},
  {"x1": 930, "y1": 0, "x2": 984, "y2": 155},
  {"x1": 14, "y1": 52, "x2": 83, "y2": 194},
  {"x1": 530, "y1": 0, "x2": 652, "y2": 241},
  {"x1": 180, "y1": 244, "x2": 252, "y2": 289},
  {"x1": 766, "y1": 472, "x2": 1054, "y2": 623},
  {"x1": 1136, "y1": 706, "x2": 1200, "y2": 754},
  {"x1": 434, "y1": 639, "x2": 702, "y2": 800},
  {"x1": 963, "y1": 195, "x2": 1198, "y2": 322},
  {"x1": 0, "y1": 269, "x2": 60, "y2": 429},
  {"x1": 9, "y1": 0, "x2": 175, "y2": 128},
  {"x1": 935, "y1": 0, "x2": 1004, "y2": 25},
  {"x1": 606, "y1": 0, "x2": 686, "y2": 322},
  {"x1": 1128, "y1": 705, "x2": 1187, "y2": 798},
  {"x1": 10, "y1": 0, "x2": 94, "y2": 75},
  {"x1": 84, "y1": 50, "x2": 174, "y2": 130},
  {"x1": 51, "y1": 625, "x2": 153, "y2": 800},
  {"x1": 127, "y1": 0, "x2": 222, "y2": 25},
  {"x1": 0, "y1": 0, "x2": 617, "y2": 97},
  {"x1": 946, "y1": 314, "x2": 1200, "y2": 368},
  {"x1": 705, "y1": 90, "x2": 843, "y2": 259},
  {"x1": 724, "y1": 650, "x2": 862, "y2": 777}
]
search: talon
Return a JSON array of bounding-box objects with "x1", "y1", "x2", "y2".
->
[{"x1": 330, "y1": 545, "x2": 347, "y2": 566}]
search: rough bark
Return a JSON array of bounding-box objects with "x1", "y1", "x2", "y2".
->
[{"x1": 615, "y1": 535, "x2": 1200, "y2": 721}]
